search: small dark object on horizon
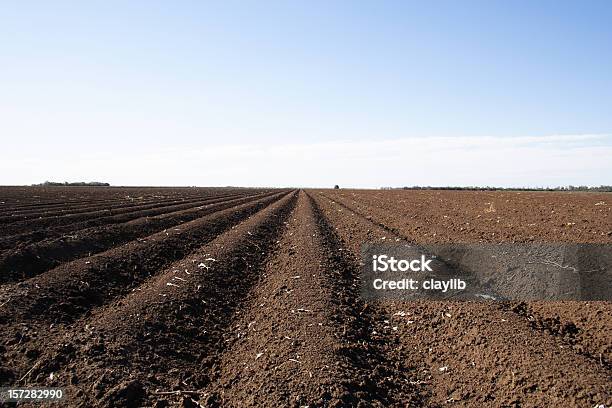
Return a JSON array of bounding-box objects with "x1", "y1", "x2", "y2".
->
[{"x1": 334, "y1": 185, "x2": 340, "y2": 189}]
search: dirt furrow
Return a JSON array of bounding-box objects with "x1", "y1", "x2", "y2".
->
[
  {"x1": 0, "y1": 193, "x2": 250, "y2": 251},
  {"x1": 0, "y1": 193, "x2": 249, "y2": 236},
  {"x1": 0, "y1": 195, "x2": 191, "y2": 217},
  {"x1": 318, "y1": 190, "x2": 612, "y2": 372},
  {"x1": 0, "y1": 198, "x2": 138, "y2": 217},
  {"x1": 322, "y1": 189, "x2": 612, "y2": 244},
  {"x1": 0, "y1": 192, "x2": 289, "y2": 353},
  {"x1": 195, "y1": 192, "x2": 422, "y2": 406},
  {"x1": 0, "y1": 189, "x2": 219, "y2": 212},
  {"x1": 0, "y1": 197, "x2": 154, "y2": 213},
  {"x1": 510, "y1": 301, "x2": 611, "y2": 369},
  {"x1": 310, "y1": 190, "x2": 611, "y2": 407},
  {"x1": 0, "y1": 197, "x2": 190, "y2": 224},
  {"x1": 0, "y1": 193, "x2": 273, "y2": 283},
  {"x1": 0, "y1": 195, "x2": 205, "y2": 217},
  {"x1": 7, "y1": 191, "x2": 298, "y2": 407}
]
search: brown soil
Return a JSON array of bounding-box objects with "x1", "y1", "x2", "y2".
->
[
  {"x1": 0, "y1": 187, "x2": 609, "y2": 407},
  {"x1": 320, "y1": 189, "x2": 612, "y2": 243},
  {"x1": 0, "y1": 193, "x2": 245, "y2": 250},
  {"x1": 0, "y1": 192, "x2": 275, "y2": 283}
]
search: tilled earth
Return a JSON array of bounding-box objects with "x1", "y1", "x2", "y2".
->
[{"x1": 0, "y1": 186, "x2": 610, "y2": 407}]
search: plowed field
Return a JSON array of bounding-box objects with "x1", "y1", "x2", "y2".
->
[{"x1": 0, "y1": 187, "x2": 610, "y2": 407}]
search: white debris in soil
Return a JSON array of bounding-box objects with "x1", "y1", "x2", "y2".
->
[{"x1": 476, "y1": 293, "x2": 497, "y2": 300}]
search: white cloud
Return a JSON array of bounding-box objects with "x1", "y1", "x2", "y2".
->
[{"x1": 1, "y1": 134, "x2": 610, "y2": 187}]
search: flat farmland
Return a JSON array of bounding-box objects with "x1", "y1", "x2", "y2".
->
[{"x1": 0, "y1": 187, "x2": 610, "y2": 407}]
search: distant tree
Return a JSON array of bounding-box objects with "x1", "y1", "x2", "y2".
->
[
  {"x1": 388, "y1": 185, "x2": 612, "y2": 192},
  {"x1": 334, "y1": 185, "x2": 340, "y2": 189},
  {"x1": 33, "y1": 181, "x2": 110, "y2": 187}
]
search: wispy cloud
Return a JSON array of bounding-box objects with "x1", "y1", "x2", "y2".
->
[{"x1": 2, "y1": 134, "x2": 611, "y2": 187}]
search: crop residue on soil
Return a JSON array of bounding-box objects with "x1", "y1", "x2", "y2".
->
[{"x1": 0, "y1": 186, "x2": 610, "y2": 407}]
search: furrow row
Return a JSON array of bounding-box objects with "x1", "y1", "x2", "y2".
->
[
  {"x1": 0, "y1": 191, "x2": 291, "y2": 386},
  {"x1": 0, "y1": 193, "x2": 251, "y2": 251},
  {"x1": 0, "y1": 193, "x2": 273, "y2": 284},
  {"x1": 0, "y1": 192, "x2": 249, "y2": 235},
  {"x1": 310, "y1": 190, "x2": 611, "y2": 406},
  {"x1": 3, "y1": 191, "x2": 298, "y2": 407},
  {"x1": 317, "y1": 190, "x2": 612, "y2": 371},
  {"x1": 0, "y1": 194, "x2": 211, "y2": 222},
  {"x1": 0, "y1": 187, "x2": 238, "y2": 211}
]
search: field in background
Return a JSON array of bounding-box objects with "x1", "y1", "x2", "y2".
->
[{"x1": 0, "y1": 186, "x2": 610, "y2": 407}]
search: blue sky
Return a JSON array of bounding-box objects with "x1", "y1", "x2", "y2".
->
[{"x1": 1, "y1": 1, "x2": 611, "y2": 186}]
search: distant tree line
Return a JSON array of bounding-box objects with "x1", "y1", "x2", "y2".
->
[
  {"x1": 380, "y1": 185, "x2": 612, "y2": 192},
  {"x1": 33, "y1": 181, "x2": 110, "y2": 187}
]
